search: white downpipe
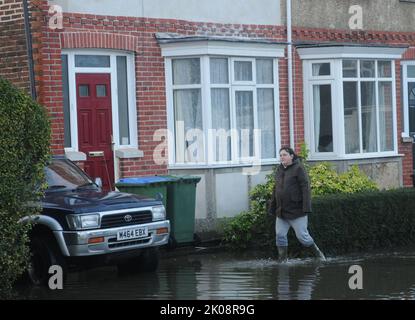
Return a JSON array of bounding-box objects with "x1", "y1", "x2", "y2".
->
[{"x1": 287, "y1": 0, "x2": 295, "y2": 149}]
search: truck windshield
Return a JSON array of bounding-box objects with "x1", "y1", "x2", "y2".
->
[{"x1": 45, "y1": 159, "x2": 95, "y2": 191}]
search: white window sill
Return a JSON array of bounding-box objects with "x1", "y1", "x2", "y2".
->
[
  {"x1": 115, "y1": 148, "x2": 144, "y2": 159},
  {"x1": 65, "y1": 150, "x2": 87, "y2": 162},
  {"x1": 401, "y1": 136, "x2": 414, "y2": 143},
  {"x1": 308, "y1": 153, "x2": 403, "y2": 161},
  {"x1": 168, "y1": 160, "x2": 279, "y2": 170}
]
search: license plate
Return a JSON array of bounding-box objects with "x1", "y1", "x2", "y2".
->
[{"x1": 117, "y1": 227, "x2": 148, "y2": 241}]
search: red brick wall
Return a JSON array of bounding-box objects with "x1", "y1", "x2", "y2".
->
[
  {"x1": 278, "y1": 49, "x2": 290, "y2": 148},
  {"x1": 402, "y1": 47, "x2": 415, "y2": 60},
  {"x1": 293, "y1": 49, "x2": 304, "y2": 154},
  {"x1": 37, "y1": 9, "x2": 287, "y2": 177},
  {"x1": 0, "y1": 0, "x2": 30, "y2": 93},
  {"x1": 32, "y1": 6, "x2": 415, "y2": 185},
  {"x1": 0, "y1": 0, "x2": 43, "y2": 96}
]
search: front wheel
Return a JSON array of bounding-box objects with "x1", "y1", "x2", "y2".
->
[{"x1": 27, "y1": 236, "x2": 66, "y2": 286}]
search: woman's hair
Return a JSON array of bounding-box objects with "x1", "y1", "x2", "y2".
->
[{"x1": 279, "y1": 147, "x2": 298, "y2": 160}]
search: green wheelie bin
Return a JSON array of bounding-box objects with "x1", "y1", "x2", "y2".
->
[{"x1": 161, "y1": 175, "x2": 201, "y2": 246}]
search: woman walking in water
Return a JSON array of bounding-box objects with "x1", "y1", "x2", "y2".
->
[{"x1": 269, "y1": 147, "x2": 326, "y2": 262}]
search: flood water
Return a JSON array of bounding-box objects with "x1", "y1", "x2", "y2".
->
[{"x1": 18, "y1": 248, "x2": 415, "y2": 300}]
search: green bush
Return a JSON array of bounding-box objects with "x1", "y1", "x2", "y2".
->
[
  {"x1": 0, "y1": 77, "x2": 50, "y2": 298},
  {"x1": 309, "y1": 163, "x2": 378, "y2": 196}
]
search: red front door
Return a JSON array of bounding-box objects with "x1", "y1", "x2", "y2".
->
[{"x1": 76, "y1": 73, "x2": 114, "y2": 191}]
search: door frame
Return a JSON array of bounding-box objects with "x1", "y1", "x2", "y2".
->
[
  {"x1": 63, "y1": 49, "x2": 138, "y2": 182},
  {"x1": 401, "y1": 61, "x2": 415, "y2": 138}
]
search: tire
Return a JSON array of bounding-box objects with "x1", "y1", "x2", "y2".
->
[
  {"x1": 193, "y1": 233, "x2": 202, "y2": 246},
  {"x1": 117, "y1": 247, "x2": 160, "y2": 274},
  {"x1": 167, "y1": 235, "x2": 177, "y2": 250},
  {"x1": 27, "y1": 236, "x2": 67, "y2": 286}
]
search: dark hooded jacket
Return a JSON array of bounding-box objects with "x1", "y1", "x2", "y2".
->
[{"x1": 269, "y1": 159, "x2": 312, "y2": 220}]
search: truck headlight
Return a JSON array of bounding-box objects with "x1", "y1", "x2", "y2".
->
[
  {"x1": 67, "y1": 214, "x2": 100, "y2": 230},
  {"x1": 152, "y1": 206, "x2": 166, "y2": 221}
]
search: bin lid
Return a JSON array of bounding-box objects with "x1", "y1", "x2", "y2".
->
[
  {"x1": 117, "y1": 176, "x2": 176, "y2": 185},
  {"x1": 159, "y1": 175, "x2": 201, "y2": 184}
]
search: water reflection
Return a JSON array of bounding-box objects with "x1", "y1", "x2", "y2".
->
[
  {"x1": 16, "y1": 250, "x2": 415, "y2": 300},
  {"x1": 277, "y1": 264, "x2": 320, "y2": 300}
]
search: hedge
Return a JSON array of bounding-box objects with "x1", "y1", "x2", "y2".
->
[
  {"x1": 225, "y1": 189, "x2": 415, "y2": 257},
  {"x1": 0, "y1": 77, "x2": 50, "y2": 298}
]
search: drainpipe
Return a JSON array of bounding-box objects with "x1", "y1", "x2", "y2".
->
[
  {"x1": 23, "y1": 0, "x2": 37, "y2": 100},
  {"x1": 286, "y1": 0, "x2": 294, "y2": 149}
]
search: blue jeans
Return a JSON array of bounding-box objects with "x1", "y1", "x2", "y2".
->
[{"x1": 275, "y1": 216, "x2": 314, "y2": 247}]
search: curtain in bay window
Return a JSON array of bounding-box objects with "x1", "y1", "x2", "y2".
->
[
  {"x1": 172, "y1": 58, "x2": 200, "y2": 85},
  {"x1": 234, "y1": 61, "x2": 253, "y2": 82},
  {"x1": 343, "y1": 82, "x2": 360, "y2": 154},
  {"x1": 210, "y1": 58, "x2": 229, "y2": 84},
  {"x1": 211, "y1": 88, "x2": 231, "y2": 161},
  {"x1": 256, "y1": 59, "x2": 275, "y2": 159},
  {"x1": 256, "y1": 59, "x2": 273, "y2": 84},
  {"x1": 235, "y1": 91, "x2": 254, "y2": 158},
  {"x1": 361, "y1": 82, "x2": 377, "y2": 153},
  {"x1": 257, "y1": 88, "x2": 275, "y2": 159},
  {"x1": 174, "y1": 89, "x2": 203, "y2": 163},
  {"x1": 378, "y1": 82, "x2": 394, "y2": 152}
]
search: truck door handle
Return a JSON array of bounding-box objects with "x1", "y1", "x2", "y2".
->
[{"x1": 88, "y1": 151, "x2": 104, "y2": 157}]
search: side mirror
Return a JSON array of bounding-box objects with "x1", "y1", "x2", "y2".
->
[{"x1": 95, "y1": 177, "x2": 103, "y2": 188}]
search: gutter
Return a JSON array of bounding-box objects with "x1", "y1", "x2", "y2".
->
[
  {"x1": 23, "y1": 0, "x2": 36, "y2": 100},
  {"x1": 287, "y1": 0, "x2": 294, "y2": 149}
]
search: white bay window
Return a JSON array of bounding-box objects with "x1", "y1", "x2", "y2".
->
[
  {"x1": 160, "y1": 38, "x2": 284, "y2": 167},
  {"x1": 299, "y1": 45, "x2": 405, "y2": 160}
]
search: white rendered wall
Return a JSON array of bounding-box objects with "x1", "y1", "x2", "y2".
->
[
  {"x1": 49, "y1": 0, "x2": 281, "y2": 25},
  {"x1": 194, "y1": 174, "x2": 207, "y2": 219},
  {"x1": 215, "y1": 172, "x2": 249, "y2": 218}
]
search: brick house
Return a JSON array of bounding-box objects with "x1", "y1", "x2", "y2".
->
[{"x1": 1, "y1": 0, "x2": 415, "y2": 236}]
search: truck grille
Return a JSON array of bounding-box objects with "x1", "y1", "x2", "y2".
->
[
  {"x1": 108, "y1": 236, "x2": 152, "y2": 248},
  {"x1": 101, "y1": 210, "x2": 153, "y2": 229}
]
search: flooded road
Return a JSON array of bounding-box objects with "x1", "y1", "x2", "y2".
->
[{"x1": 19, "y1": 248, "x2": 415, "y2": 300}]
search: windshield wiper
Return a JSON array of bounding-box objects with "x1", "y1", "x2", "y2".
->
[
  {"x1": 74, "y1": 182, "x2": 96, "y2": 191},
  {"x1": 46, "y1": 185, "x2": 68, "y2": 191}
]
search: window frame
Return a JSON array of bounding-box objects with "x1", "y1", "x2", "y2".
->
[
  {"x1": 401, "y1": 60, "x2": 415, "y2": 138},
  {"x1": 62, "y1": 49, "x2": 138, "y2": 154},
  {"x1": 231, "y1": 57, "x2": 256, "y2": 85},
  {"x1": 303, "y1": 58, "x2": 398, "y2": 160},
  {"x1": 307, "y1": 79, "x2": 337, "y2": 158},
  {"x1": 165, "y1": 55, "x2": 281, "y2": 168}
]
